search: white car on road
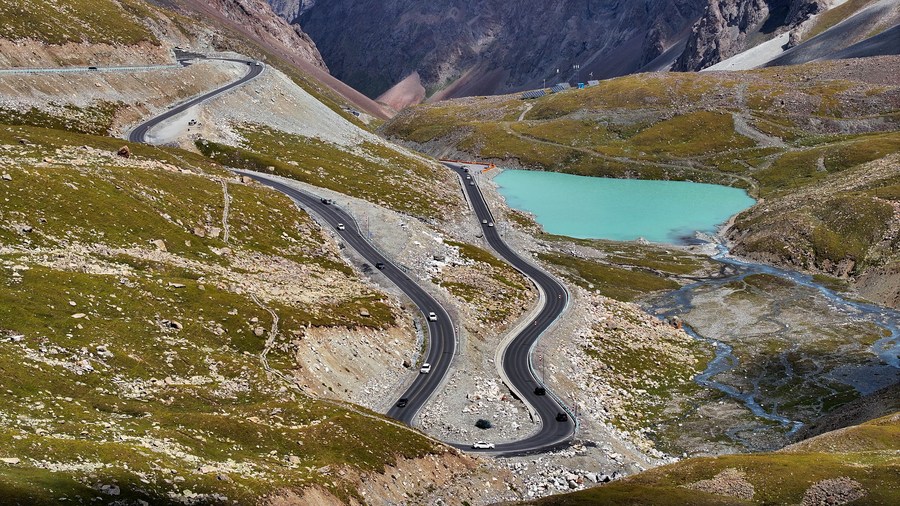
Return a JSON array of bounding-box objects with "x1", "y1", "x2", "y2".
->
[
  {"x1": 428, "y1": 312, "x2": 437, "y2": 321},
  {"x1": 420, "y1": 363, "x2": 432, "y2": 374},
  {"x1": 472, "y1": 441, "x2": 495, "y2": 449},
  {"x1": 336, "y1": 223, "x2": 345, "y2": 230}
]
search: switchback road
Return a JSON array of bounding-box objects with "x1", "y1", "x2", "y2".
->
[
  {"x1": 445, "y1": 162, "x2": 576, "y2": 455},
  {"x1": 128, "y1": 57, "x2": 263, "y2": 143},
  {"x1": 231, "y1": 172, "x2": 457, "y2": 425}
]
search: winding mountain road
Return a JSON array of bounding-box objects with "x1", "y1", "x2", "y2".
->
[
  {"x1": 127, "y1": 57, "x2": 575, "y2": 455},
  {"x1": 128, "y1": 57, "x2": 263, "y2": 143},
  {"x1": 445, "y1": 163, "x2": 576, "y2": 455},
  {"x1": 231, "y1": 173, "x2": 458, "y2": 425}
]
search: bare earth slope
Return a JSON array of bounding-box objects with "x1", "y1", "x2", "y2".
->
[{"x1": 178, "y1": 0, "x2": 328, "y2": 71}]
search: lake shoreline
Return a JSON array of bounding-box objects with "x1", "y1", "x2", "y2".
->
[{"x1": 480, "y1": 167, "x2": 898, "y2": 456}]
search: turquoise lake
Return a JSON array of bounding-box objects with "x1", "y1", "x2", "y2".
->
[{"x1": 494, "y1": 170, "x2": 756, "y2": 243}]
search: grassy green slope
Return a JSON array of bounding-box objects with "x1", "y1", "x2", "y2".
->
[
  {"x1": 383, "y1": 58, "x2": 900, "y2": 291},
  {"x1": 0, "y1": 0, "x2": 160, "y2": 45},
  {"x1": 196, "y1": 124, "x2": 460, "y2": 221},
  {"x1": 0, "y1": 125, "x2": 440, "y2": 504},
  {"x1": 524, "y1": 413, "x2": 900, "y2": 505}
]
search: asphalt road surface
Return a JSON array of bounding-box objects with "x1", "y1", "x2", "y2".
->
[
  {"x1": 128, "y1": 58, "x2": 263, "y2": 143},
  {"x1": 126, "y1": 57, "x2": 575, "y2": 454},
  {"x1": 446, "y1": 163, "x2": 576, "y2": 455},
  {"x1": 229, "y1": 172, "x2": 457, "y2": 425},
  {"x1": 126, "y1": 56, "x2": 456, "y2": 426}
]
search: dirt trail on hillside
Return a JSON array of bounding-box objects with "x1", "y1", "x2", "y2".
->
[{"x1": 499, "y1": 122, "x2": 760, "y2": 192}]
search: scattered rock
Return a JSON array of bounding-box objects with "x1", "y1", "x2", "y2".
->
[
  {"x1": 96, "y1": 346, "x2": 114, "y2": 359},
  {"x1": 21, "y1": 225, "x2": 33, "y2": 233},
  {"x1": 253, "y1": 327, "x2": 265, "y2": 337},
  {"x1": 100, "y1": 484, "x2": 120, "y2": 496},
  {"x1": 192, "y1": 227, "x2": 206, "y2": 238},
  {"x1": 801, "y1": 477, "x2": 866, "y2": 506},
  {"x1": 151, "y1": 239, "x2": 167, "y2": 252},
  {"x1": 1, "y1": 174, "x2": 11, "y2": 181},
  {"x1": 685, "y1": 468, "x2": 754, "y2": 501},
  {"x1": 117, "y1": 146, "x2": 131, "y2": 159},
  {"x1": 162, "y1": 320, "x2": 183, "y2": 330},
  {"x1": 71, "y1": 313, "x2": 86, "y2": 319},
  {"x1": 359, "y1": 308, "x2": 370, "y2": 317},
  {"x1": 168, "y1": 283, "x2": 186, "y2": 289},
  {"x1": 1, "y1": 458, "x2": 20, "y2": 465}
]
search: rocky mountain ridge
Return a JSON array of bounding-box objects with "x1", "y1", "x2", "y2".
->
[
  {"x1": 674, "y1": 0, "x2": 829, "y2": 70},
  {"x1": 285, "y1": 0, "x2": 707, "y2": 106},
  {"x1": 266, "y1": 0, "x2": 898, "y2": 108},
  {"x1": 178, "y1": 0, "x2": 328, "y2": 71}
]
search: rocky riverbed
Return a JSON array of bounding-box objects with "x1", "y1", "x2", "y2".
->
[{"x1": 646, "y1": 251, "x2": 900, "y2": 454}]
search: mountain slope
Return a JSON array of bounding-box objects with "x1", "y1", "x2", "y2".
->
[
  {"x1": 178, "y1": 0, "x2": 328, "y2": 71},
  {"x1": 522, "y1": 412, "x2": 900, "y2": 505},
  {"x1": 0, "y1": 124, "x2": 468, "y2": 505},
  {"x1": 673, "y1": 0, "x2": 829, "y2": 71},
  {"x1": 164, "y1": 0, "x2": 394, "y2": 119},
  {"x1": 285, "y1": 0, "x2": 706, "y2": 106},
  {"x1": 381, "y1": 56, "x2": 900, "y2": 308},
  {"x1": 680, "y1": 0, "x2": 900, "y2": 71}
]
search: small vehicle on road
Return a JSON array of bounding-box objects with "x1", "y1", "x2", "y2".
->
[
  {"x1": 420, "y1": 363, "x2": 432, "y2": 374},
  {"x1": 481, "y1": 219, "x2": 488, "y2": 224},
  {"x1": 396, "y1": 398, "x2": 408, "y2": 408},
  {"x1": 321, "y1": 198, "x2": 330, "y2": 204},
  {"x1": 556, "y1": 412, "x2": 568, "y2": 422},
  {"x1": 255, "y1": 62, "x2": 262, "y2": 67},
  {"x1": 488, "y1": 222, "x2": 494, "y2": 227},
  {"x1": 88, "y1": 66, "x2": 98, "y2": 70},
  {"x1": 472, "y1": 441, "x2": 495, "y2": 449},
  {"x1": 375, "y1": 262, "x2": 385, "y2": 270},
  {"x1": 534, "y1": 386, "x2": 546, "y2": 396},
  {"x1": 428, "y1": 312, "x2": 437, "y2": 321},
  {"x1": 336, "y1": 223, "x2": 345, "y2": 230},
  {"x1": 469, "y1": 181, "x2": 475, "y2": 186},
  {"x1": 465, "y1": 175, "x2": 471, "y2": 179}
]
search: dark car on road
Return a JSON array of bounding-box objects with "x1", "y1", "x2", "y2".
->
[
  {"x1": 556, "y1": 412, "x2": 568, "y2": 422},
  {"x1": 375, "y1": 262, "x2": 385, "y2": 270},
  {"x1": 534, "y1": 386, "x2": 546, "y2": 396},
  {"x1": 396, "y1": 398, "x2": 408, "y2": 408}
]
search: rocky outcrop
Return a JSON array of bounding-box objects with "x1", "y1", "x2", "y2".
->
[
  {"x1": 267, "y1": 0, "x2": 315, "y2": 21},
  {"x1": 188, "y1": 0, "x2": 327, "y2": 71},
  {"x1": 674, "y1": 0, "x2": 827, "y2": 71},
  {"x1": 279, "y1": 0, "x2": 707, "y2": 102}
]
